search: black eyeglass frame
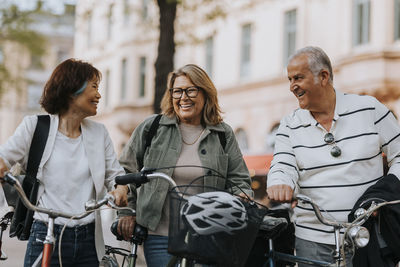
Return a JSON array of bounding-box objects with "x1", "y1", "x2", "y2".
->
[{"x1": 169, "y1": 86, "x2": 201, "y2": 99}]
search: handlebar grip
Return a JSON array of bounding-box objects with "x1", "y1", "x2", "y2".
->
[
  {"x1": 110, "y1": 220, "x2": 124, "y2": 240},
  {"x1": 115, "y1": 173, "x2": 149, "y2": 187},
  {"x1": 3, "y1": 173, "x2": 17, "y2": 186}
]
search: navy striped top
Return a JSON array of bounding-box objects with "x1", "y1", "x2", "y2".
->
[{"x1": 267, "y1": 90, "x2": 400, "y2": 245}]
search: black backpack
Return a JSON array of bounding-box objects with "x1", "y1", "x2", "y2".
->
[{"x1": 9, "y1": 115, "x2": 50, "y2": 240}]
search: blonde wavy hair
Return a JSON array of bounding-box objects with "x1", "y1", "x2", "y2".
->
[{"x1": 160, "y1": 64, "x2": 223, "y2": 125}]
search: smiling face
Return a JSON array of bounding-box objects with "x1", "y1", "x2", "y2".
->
[
  {"x1": 172, "y1": 75, "x2": 205, "y2": 125},
  {"x1": 69, "y1": 77, "x2": 101, "y2": 118},
  {"x1": 287, "y1": 54, "x2": 325, "y2": 112}
]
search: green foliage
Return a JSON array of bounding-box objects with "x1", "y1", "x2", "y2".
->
[{"x1": 0, "y1": 3, "x2": 47, "y2": 97}]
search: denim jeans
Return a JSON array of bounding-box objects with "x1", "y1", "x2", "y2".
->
[
  {"x1": 143, "y1": 234, "x2": 214, "y2": 267},
  {"x1": 295, "y1": 237, "x2": 353, "y2": 267},
  {"x1": 143, "y1": 235, "x2": 173, "y2": 267},
  {"x1": 24, "y1": 220, "x2": 98, "y2": 267}
]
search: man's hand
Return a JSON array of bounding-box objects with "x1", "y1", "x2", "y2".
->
[
  {"x1": 110, "y1": 185, "x2": 129, "y2": 207},
  {"x1": 117, "y1": 215, "x2": 136, "y2": 241},
  {"x1": 267, "y1": 184, "x2": 297, "y2": 208}
]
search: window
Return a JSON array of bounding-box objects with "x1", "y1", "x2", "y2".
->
[
  {"x1": 283, "y1": 9, "x2": 297, "y2": 65},
  {"x1": 142, "y1": 0, "x2": 149, "y2": 20},
  {"x1": 240, "y1": 24, "x2": 252, "y2": 78},
  {"x1": 235, "y1": 128, "x2": 249, "y2": 152},
  {"x1": 104, "y1": 69, "x2": 110, "y2": 107},
  {"x1": 121, "y1": 59, "x2": 127, "y2": 101},
  {"x1": 27, "y1": 84, "x2": 42, "y2": 110},
  {"x1": 395, "y1": 0, "x2": 400, "y2": 40},
  {"x1": 139, "y1": 57, "x2": 146, "y2": 97},
  {"x1": 205, "y1": 36, "x2": 214, "y2": 78},
  {"x1": 29, "y1": 54, "x2": 43, "y2": 70},
  {"x1": 57, "y1": 49, "x2": 69, "y2": 63},
  {"x1": 107, "y1": 5, "x2": 113, "y2": 40},
  {"x1": 265, "y1": 122, "x2": 280, "y2": 153},
  {"x1": 87, "y1": 12, "x2": 92, "y2": 47},
  {"x1": 353, "y1": 0, "x2": 370, "y2": 46},
  {"x1": 123, "y1": 0, "x2": 130, "y2": 25}
]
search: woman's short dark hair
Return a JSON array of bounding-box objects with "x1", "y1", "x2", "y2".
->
[{"x1": 40, "y1": 58, "x2": 101, "y2": 114}]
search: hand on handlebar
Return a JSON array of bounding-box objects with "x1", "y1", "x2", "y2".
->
[
  {"x1": 0, "y1": 158, "x2": 9, "y2": 182},
  {"x1": 267, "y1": 184, "x2": 297, "y2": 208},
  {"x1": 110, "y1": 185, "x2": 129, "y2": 207},
  {"x1": 117, "y1": 215, "x2": 136, "y2": 241}
]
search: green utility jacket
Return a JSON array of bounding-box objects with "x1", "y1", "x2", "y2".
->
[{"x1": 119, "y1": 115, "x2": 253, "y2": 231}]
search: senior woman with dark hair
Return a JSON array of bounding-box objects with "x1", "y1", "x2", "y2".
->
[
  {"x1": 0, "y1": 58, "x2": 128, "y2": 266},
  {"x1": 117, "y1": 64, "x2": 253, "y2": 267}
]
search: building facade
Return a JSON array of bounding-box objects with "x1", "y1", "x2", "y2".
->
[{"x1": 74, "y1": 0, "x2": 400, "y2": 157}]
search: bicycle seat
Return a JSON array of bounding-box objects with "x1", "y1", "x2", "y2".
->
[{"x1": 258, "y1": 215, "x2": 288, "y2": 239}]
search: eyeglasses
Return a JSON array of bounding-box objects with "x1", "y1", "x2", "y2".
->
[
  {"x1": 324, "y1": 133, "x2": 342, "y2": 157},
  {"x1": 170, "y1": 86, "x2": 200, "y2": 99}
]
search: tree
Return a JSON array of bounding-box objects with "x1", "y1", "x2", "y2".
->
[
  {"x1": 0, "y1": 3, "x2": 46, "y2": 97},
  {"x1": 153, "y1": 0, "x2": 232, "y2": 113},
  {"x1": 154, "y1": 0, "x2": 177, "y2": 114}
]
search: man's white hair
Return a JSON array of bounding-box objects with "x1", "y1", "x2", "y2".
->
[{"x1": 288, "y1": 46, "x2": 333, "y2": 84}]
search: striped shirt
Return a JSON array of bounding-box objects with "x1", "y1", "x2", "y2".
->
[{"x1": 267, "y1": 90, "x2": 400, "y2": 245}]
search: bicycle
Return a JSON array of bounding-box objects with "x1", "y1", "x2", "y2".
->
[
  {"x1": 99, "y1": 218, "x2": 148, "y2": 267},
  {"x1": 1, "y1": 172, "x2": 134, "y2": 267},
  {"x1": 0, "y1": 204, "x2": 14, "y2": 261},
  {"x1": 263, "y1": 194, "x2": 400, "y2": 267},
  {"x1": 114, "y1": 168, "x2": 280, "y2": 267}
]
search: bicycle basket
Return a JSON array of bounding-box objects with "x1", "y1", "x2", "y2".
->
[{"x1": 168, "y1": 184, "x2": 263, "y2": 267}]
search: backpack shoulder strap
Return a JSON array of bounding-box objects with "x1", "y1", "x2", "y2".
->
[
  {"x1": 145, "y1": 114, "x2": 162, "y2": 151},
  {"x1": 26, "y1": 115, "x2": 50, "y2": 177},
  {"x1": 138, "y1": 114, "x2": 162, "y2": 170},
  {"x1": 217, "y1": 131, "x2": 226, "y2": 151}
]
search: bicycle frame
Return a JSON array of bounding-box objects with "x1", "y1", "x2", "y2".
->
[
  {"x1": 264, "y1": 195, "x2": 400, "y2": 267},
  {"x1": 115, "y1": 170, "x2": 241, "y2": 267},
  {"x1": 2, "y1": 173, "x2": 125, "y2": 267},
  {"x1": 266, "y1": 238, "x2": 335, "y2": 267},
  {"x1": 0, "y1": 208, "x2": 13, "y2": 261}
]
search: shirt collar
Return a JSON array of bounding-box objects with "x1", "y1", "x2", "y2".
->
[{"x1": 297, "y1": 89, "x2": 349, "y2": 126}]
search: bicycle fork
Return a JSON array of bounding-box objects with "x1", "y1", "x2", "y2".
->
[
  {"x1": 32, "y1": 218, "x2": 56, "y2": 267},
  {"x1": 126, "y1": 243, "x2": 139, "y2": 267}
]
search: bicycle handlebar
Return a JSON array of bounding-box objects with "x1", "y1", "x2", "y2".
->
[
  {"x1": 2, "y1": 173, "x2": 132, "y2": 220},
  {"x1": 115, "y1": 170, "x2": 177, "y2": 188},
  {"x1": 294, "y1": 194, "x2": 400, "y2": 228}
]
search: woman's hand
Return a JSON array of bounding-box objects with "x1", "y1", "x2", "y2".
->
[
  {"x1": 0, "y1": 158, "x2": 9, "y2": 181},
  {"x1": 117, "y1": 215, "x2": 136, "y2": 241},
  {"x1": 237, "y1": 192, "x2": 253, "y2": 202},
  {"x1": 110, "y1": 185, "x2": 129, "y2": 206}
]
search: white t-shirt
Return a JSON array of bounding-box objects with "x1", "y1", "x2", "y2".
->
[{"x1": 34, "y1": 131, "x2": 95, "y2": 226}]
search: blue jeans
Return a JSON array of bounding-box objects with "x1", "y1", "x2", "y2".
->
[
  {"x1": 143, "y1": 235, "x2": 173, "y2": 267},
  {"x1": 24, "y1": 220, "x2": 98, "y2": 267},
  {"x1": 295, "y1": 237, "x2": 353, "y2": 267},
  {"x1": 143, "y1": 234, "x2": 214, "y2": 267}
]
